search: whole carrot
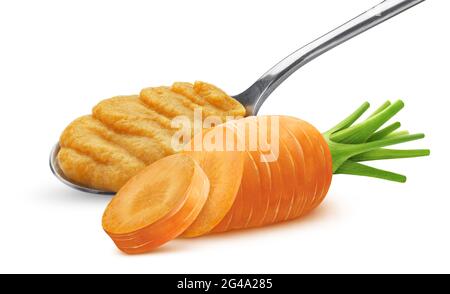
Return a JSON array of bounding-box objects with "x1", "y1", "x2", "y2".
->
[{"x1": 207, "y1": 100, "x2": 429, "y2": 233}]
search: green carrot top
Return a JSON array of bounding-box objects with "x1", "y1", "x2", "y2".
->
[{"x1": 323, "y1": 100, "x2": 430, "y2": 182}]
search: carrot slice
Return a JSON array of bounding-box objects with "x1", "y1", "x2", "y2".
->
[
  {"x1": 261, "y1": 142, "x2": 283, "y2": 225},
  {"x1": 102, "y1": 153, "x2": 210, "y2": 253},
  {"x1": 243, "y1": 116, "x2": 288, "y2": 225},
  {"x1": 241, "y1": 118, "x2": 269, "y2": 228},
  {"x1": 223, "y1": 118, "x2": 273, "y2": 230},
  {"x1": 210, "y1": 119, "x2": 267, "y2": 232},
  {"x1": 228, "y1": 151, "x2": 258, "y2": 230},
  {"x1": 302, "y1": 122, "x2": 333, "y2": 211},
  {"x1": 279, "y1": 117, "x2": 327, "y2": 216},
  {"x1": 247, "y1": 148, "x2": 272, "y2": 228},
  {"x1": 212, "y1": 116, "x2": 284, "y2": 230},
  {"x1": 243, "y1": 150, "x2": 265, "y2": 228},
  {"x1": 279, "y1": 123, "x2": 308, "y2": 220},
  {"x1": 181, "y1": 123, "x2": 245, "y2": 237},
  {"x1": 274, "y1": 131, "x2": 297, "y2": 222},
  {"x1": 211, "y1": 186, "x2": 243, "y2": 233}
]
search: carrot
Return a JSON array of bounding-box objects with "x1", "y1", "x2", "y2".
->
[
  {"x1": 279, "y1": 116, "x2": 333, "y2": 217},
  {"x1": 103, "y1": 100, "x2": 429, "y2": 253},
  {"x1": 185, "y1": 100, "x2": 429, "y2": 235},
  {"x1": 102, "y1": 153, "x2": 210, "y2": 254},
  {"x1": 204, "y1": 116, "x2": 332, "y2": 232}
]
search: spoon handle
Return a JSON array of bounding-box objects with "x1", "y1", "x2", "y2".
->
[{"x1": 234, "y1": 0, "x2": 425, "y2": 115}]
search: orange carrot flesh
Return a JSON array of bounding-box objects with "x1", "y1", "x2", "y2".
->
[
  {"x1": 248, "y1": 117, "x2": 284, "y2": 227},
  {"x1": 306, "y1": 122, "x2": 333, "y2": 211},
  {"x1": 181, "y1": 123, "x2": 246, "y2": 237},
  {"x1": 274, "y1": 133, "x2": 297, "y2": 222},
  {"x1": 102, "y1": 153, "x2": 210, "y2": 253},
  {"x1": 228, "y1": 121, "x2": 258, "y2": 230},
  {"x1": 208, "y1": 120, "x2": 262, "y2": 232},
  {"x1": 289, "y1": 120, "x2": 321, "y2": 215},
  {"x1": 281, "y1": 117, "x2": 333, "y2": 215},
  {"x1": 234, "y1": 119, "x2": 267, "y2": 229},
  {"x1": 245, "y1": 150, "x2": 266, "y2": 228},
  {"x1": 210, "y1": 187, "x2": 242, "y2": 233},
  {"x1": 207, "y1": 116, "x2": 333, "y2": 233},
  {"x1": 229, "y1": 152, "x2": 256, "y2": 229},
  {"x1": 278, "y1": 123, "x2": 307, "y2": 220}
]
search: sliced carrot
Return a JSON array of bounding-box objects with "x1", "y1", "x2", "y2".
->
[
  {"x1": 212, "y1": 116, "x2": 332, "y2": 232},
  {"x1": 243, "y1": 150, "x2": 266, "y2": 228},
  {"x1": 211, "y1": 186, "x2": 243, "y2": 233},
  {"x1": 102, "y1": 153, "x2": 210, "y2": 253},
  {"x1": 260, "y1": 137, "x2": 283, "y2": 225},
  {"x1": 245, "y1": 116, "x2": 288, "y2": 225},
  {"x1": 229, "y1": 151, "x2": 258, "y2": 229},
  {"x1": 302, "y1": 121, "x2": 333, "y2": 211},
  {"x1": 210, "y1": 119, "x2": 266, "y2": 232},
  {"x1": 181, "y1": 123, "x2": 245, "y2": 237},
  {"x1": 243, "y1": 118, "x2": 272, "y2": 228},
  {"x1": 278, "y1": 123, "x2": 308, "y2": 220},
  {"x1": 232, "y1": 118, "x2": 261, "y2": 229},
  {"x1": 209, "y1": 117, "x2": 282, "y2": 232},
  {"x1": 278, "y1": 118, "x2": 311, "y2": 215},
  {"x1": 211, "y1": 133, "x2": 251, "y2": 234},
  {"x1": 279, "y1": 117, "x2": 330, "y2": 216},
  {"x1": 214, "y1": 149, "x2": 271, "y2": 232},
  {"x1": 273, "y1": 131, "x2": 297, "y2": 223},
  {"x1": 224, "y1": 118, "x2": 278, "y2": 230},
  {"x1": 247, "y1": 148, "x2": 272, "y2": 228}
]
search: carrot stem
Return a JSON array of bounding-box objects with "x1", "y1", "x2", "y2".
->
[
  {"x1": 384, "y1": 130, "x2": 409, "y2": 139},
  {"x1": 367, "y1": 101, "x2": 391, "y2": 118},
  {"x1": 330, "y1": 100, "x2": 404, "y2": 144},
  {"x1": 323, "y1": 100, "x2": 429, "y2": 182},
  {"x1": 324, "y1": 102, "x2": 370, "y2": 135},
  {"x1": 367, "y1": 122, "x2": 401, "y2": 141},
  {"x1": 346, "y1": 133, "x2": 425, "y2": 155},
  {"x1": 351, "y1": 148, "x2": 430, "y2": 162},
  {"x1": 335, "y1": 161, "x2": 407, "y2": 183}
]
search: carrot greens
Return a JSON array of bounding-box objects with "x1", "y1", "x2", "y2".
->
[{"x1": 323, "y1": 100, "x2": 430, "y2": 182}]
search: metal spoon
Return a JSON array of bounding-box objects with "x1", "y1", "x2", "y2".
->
[{"x1": 50, "y1": 0, "x2": 425, "y2": 195}]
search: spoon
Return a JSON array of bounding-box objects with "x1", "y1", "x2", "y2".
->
[{"x1": 50, "y1": 0, "x2": 425, "y2": 195}]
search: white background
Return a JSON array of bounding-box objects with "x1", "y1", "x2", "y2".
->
[{"x1": 0, "y1": 0, "x2": 449, "y2": 274}]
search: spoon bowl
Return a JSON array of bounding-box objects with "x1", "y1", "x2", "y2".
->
[{"x1": 49, "y1": 144, "x2": 115, "y2": 195}]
